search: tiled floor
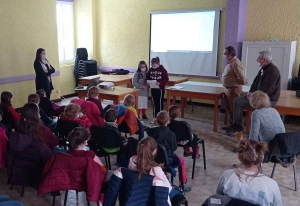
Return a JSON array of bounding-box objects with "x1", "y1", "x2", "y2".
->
[{"x1": 1, "y1": 100, "x2": 300, "y2": 205}]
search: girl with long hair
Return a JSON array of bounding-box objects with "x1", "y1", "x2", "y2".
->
[
  {"x1": 132, "y1": 60, "x2": 149, "y2": 119},
  {"x1": 0, "y1": 91, "x2": 20, "y2": 121},
  {"x1": 34, "y1": 48, "x2": 55, "y2": 98},
  {"x1": 216, "y1": 139, "x2": 282, "y2": 206}
]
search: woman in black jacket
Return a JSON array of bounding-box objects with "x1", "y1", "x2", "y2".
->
[{"x1": 34, "y1": 48, "x2": 55, "y2": 98}]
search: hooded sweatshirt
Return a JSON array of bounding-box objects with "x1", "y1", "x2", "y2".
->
[
  {"x1": 147, "y1": 65, "x2": 169, "y2": 89},
  {"x1": 146, "y1": 126, "x2": 177, "y2": 155},
  {"x1": 132, "y1": 71, "x2": 149, "y2": 97},
  {"x1": 128, "y1": 156, "x2": 172, "y2": 193},
  {"x1": 7, "y1": 132, "x2": 53, "y2": 188}
]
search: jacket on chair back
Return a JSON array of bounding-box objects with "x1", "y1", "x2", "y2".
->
[
  {"x1": 103, "y1": 168, "x2": 170, "y2": 206},
  {"x1": 38, "y1": 152, "x2": 107, "y2": 202},
  {"x1": 6, "y1": 132, "x2": 53, "y2": 188}
]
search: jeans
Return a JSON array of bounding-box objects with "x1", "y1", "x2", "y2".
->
[
  {"x1": 0, "y1": 196, "x2": 23, "y2": 206},
  {"x1": 233, "y1": 92, "x2": 277, "y2": 126}
]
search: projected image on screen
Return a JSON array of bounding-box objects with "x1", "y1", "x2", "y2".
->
[{"x1": 150, "y1": 10, "x2": 220, "y2": 76}]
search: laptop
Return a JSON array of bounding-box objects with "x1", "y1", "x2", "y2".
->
[{"x1": 75, "y1": 77, "x2": 100, "y2": 91}]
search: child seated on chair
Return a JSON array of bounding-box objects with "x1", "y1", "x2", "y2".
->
[
  {"x1": 147, "y1": 111, "x2": 191, "y2": 192},
  {"x1": 104, "y1": 109, "x2": 138, "y2": 167},
  {"x1": 123, "y1": 94, "x2": 138, "y2": 118},
  {"x1": 169, "y1": 105, "x2": 200, "y2": 159},
  {"x1": 67, "y1": 127, "x2": 113, "y2": 182},
  {"x1": 86, "y1": 86, "x2": 103, "y2": 113},
  {"x1": 36, "y1": 89, "x2": 65, "y2": 117}
]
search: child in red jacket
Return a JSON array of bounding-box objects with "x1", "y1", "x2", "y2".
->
[
  {"x1": 60, "y1": 103, "x2": 92, "y2": 132},
  {"x1": 146, "y1": 57, "x2": 169, "y2": 123},
  {"x1": 0, "y1": 91, "x2": 21, "y2": 121}
]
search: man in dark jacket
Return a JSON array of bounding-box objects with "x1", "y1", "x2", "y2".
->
[{"x1": 226, "y1": 50, "x2": 281, "y2": 134}]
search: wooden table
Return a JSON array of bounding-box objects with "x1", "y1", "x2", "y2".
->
[
  {"x1": 166, "y1": 82, "x2": 224, "y2": 132},
  {"x1": 80, "y1": 74, "x2": 133, "y2": 87},
  {"x1": 76, "y1": 87, "x2": 140, "y2": 110}
]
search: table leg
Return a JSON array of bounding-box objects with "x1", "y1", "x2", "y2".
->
[
  {"x1": 213, "y1": 97, "x2": 219, "y2": 132},
  {"x1": 127, "y1": 80, "x2": 133, "y2": 88},
  {"x1": 246, "y1": 109, "x2": 252, "y2": 135},
  {"x1": 180, "y1": 97, "x2": 186, "y2": 118},
  {"x1": 172, "y1": 96, "x2": 176, "y2": 104},
  {"x1": 166, "y1": 90, "x2": 171, "y2": 114}
]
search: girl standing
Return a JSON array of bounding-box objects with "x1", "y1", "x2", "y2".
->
[
  {"x1": 132, "y1": 61, "x2": 149, "y2": 120},
  {"x1": 147, "y1": 57, "x2": 169, "y2": 122}
]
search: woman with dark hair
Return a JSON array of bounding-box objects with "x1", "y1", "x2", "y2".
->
[
  {"x1": 132, "y1": 61, "x2": 149, "y2": 119},
  {"x1": 0, "y1": 91, "x2": 20, "y2": 121},
  {"x1": 146, "y1": 57, "x2": 169, "y2": 123},
  {"x1": 34, "y1": 48, "x2": 55, "y2": 98},
  {"x1": 7, "y1": 103, "x2": 54, "y2": 189},
  {"x1": 216, "y1": 139, "x2": 282, "y2": 206}
]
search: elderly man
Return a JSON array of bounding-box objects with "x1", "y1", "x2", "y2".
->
[
  {"x1": 226, "y1": 50, "x2": 281, "y2": 134},
  {"x1": 221, "y1": 46, "x2": 247, "y2": 130}
]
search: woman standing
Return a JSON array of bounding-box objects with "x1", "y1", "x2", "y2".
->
[{"x1": 34, "y1": 48, "x2": 55, "y2": 98}]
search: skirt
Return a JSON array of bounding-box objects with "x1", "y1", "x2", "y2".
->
[{"x1": 138, "y1": 96, "x2": 148, "y2": 109}]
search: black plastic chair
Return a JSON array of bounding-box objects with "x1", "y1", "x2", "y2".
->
[
  {"x1": 266, "y1": 132, "x2": 300, "y2": 191},
  {"x1": 154, "y1": 144, "x2": 187, "y2": 195},
  {"x1": 57, "y1": 119, "x2": 82, "y2": 149},
  {"x1": 168, "y1": 120, "x2": 206, "y2": 179},
  {"x1": 202, "y1": 194, "x2": 260, "y2": 206},
  {"x1": 90, "y1": 125, "x2": 123, "y2": 169}
]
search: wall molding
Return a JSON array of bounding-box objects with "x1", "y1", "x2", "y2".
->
[{"x1": 0, "y1": 71, "x2": 60, "y2": 85}]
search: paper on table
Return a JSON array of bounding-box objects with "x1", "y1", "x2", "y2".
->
[
  {"x1": 169, "y1": 86, "x2": 183, "y2": 90},
  {"x1": 147, "y1": 80, "x2": 160, "y2": 89}
]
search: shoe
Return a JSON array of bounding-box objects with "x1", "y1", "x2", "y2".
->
[
  {"x1": 142, "y1": 115, "x2": 149, "y2": 120},
  {"x1": 221, "y1": 125, "x2": 232, "y2": 130},
  {"x1": 232, "y1": 164, "x2": 239, "y2": 168},
  {"x1": 183, "y1": 151, "x2": 192, "y2": 157},
  {"x1": 233, "y1": 148, "x2": 239, "y2": 153},
  {"x1": 226, "y1": 123, "x2": 243, "y2": 134},
  {"x1": 150, "y1": 118, "x2": 156, "y2": 124},
  {"x1": 182, "y1": 185, "x2": 192, "y2": 192}
]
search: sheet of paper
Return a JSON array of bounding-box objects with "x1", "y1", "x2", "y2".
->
[
  {"x1": 147, "y1": 80, "x2": 160, "y2": 89},
  {"x1": 210, "y1": 198, "x2": 221, "y2": 204},
  {"x1": 168, "y1": 86, "x2": 183, "y2": 90}
]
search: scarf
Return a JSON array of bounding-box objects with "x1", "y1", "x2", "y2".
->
[{"x1": 40, "y1": 59, "x2": 52, "y2": 82}]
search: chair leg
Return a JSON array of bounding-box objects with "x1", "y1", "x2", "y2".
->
[
  {"x1": 202, "y1": 141, "x2": 206, "y2": 170},
  {"x1": 104, "y1": 155, "x2": 108, "y2": 168},
  {"x1": 21, "y1": 186, "x2": 24, "y2": 197},
  {"x1": 192, "y1": 147, "x2": 196, "y2": 180},
  {"x1": 87, "y1": 201, "x2": 90, "y2": 206},
  {"x1": 260, "y1": 163, "x2": 263, "y2": 174},
  {"x1": 271, "y1": 163, "x2": 276, "y2": 178},
  {"x1": 108, "y1": 154, "x2": 111, "y2": 170},
  {"x1": 64, "y1": 190, "x2": 68, "y2": 206},
  {"x1": 52, "y1": 196, "x2": 56, "y2": 206},
  {"x1": 293, "y1": 164, "x2": 298, "y2": 191},
  {"x1": 171, "y1": 175, "x2": 174, "y2": 185}
]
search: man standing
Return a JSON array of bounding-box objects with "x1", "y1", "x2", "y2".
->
[
  {"x1": 221, "y1": 46, "x2": 247, "y2": 130},
  {"x1": 226, "y1": 50, "x2": 281, "y2": 134}
]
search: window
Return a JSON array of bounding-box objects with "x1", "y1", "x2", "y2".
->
[{"x1": 56, "y1": 1, "x2": 75, "y2": 63}]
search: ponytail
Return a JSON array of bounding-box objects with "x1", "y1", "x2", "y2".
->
[{"x1": 136, "y1": 137, "x2": 162, "y2": 181}]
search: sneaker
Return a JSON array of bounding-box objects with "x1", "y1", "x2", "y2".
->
[
  {"x1": 182, "y1": 185, "x2": 192, "y2": 192},
  {"x1": 226, "y1": 123, "x2": 243, "y2": 134},
  {"x1": 142, "y1": 115, "x2": 149, "y2": 120},
  {"x1": 221, "y1": 125, "x2": 232, "y2": 130},
  {"x1": 183, "y1": 151, "x2": 192, "y2": 157},
  {"x1": 150, "y1": 118, "x2": 156, "y2": 124}
]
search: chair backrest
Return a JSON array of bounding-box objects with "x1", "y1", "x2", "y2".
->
[
  {"x1": 168, "y1": 120, "x2": 193, "y2": 143},
  {"x1": 154, "y1": 144, "x2": 169, "y2": 167},
  {"x1": 57, "y1": 119, "x2": 82, "y2": 138},
  {"x1": 202, "y1": 194, "x2": 259, "y2": 206},
  {"x1": 90, "y1": 125, "x2": 123, "y2": 150},
  {"x1": 267, "y1": 132, "x2": 300, "y2": 162},
  {"x1": 76, "y1": 48, "x2": 88, "y2": 60}
]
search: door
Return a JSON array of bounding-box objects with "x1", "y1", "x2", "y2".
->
[
  {"x1": 241, "y1": 43, "x2": 266, "y2": 86},
  {"x1": 266, "y1": 44, "x2": 290, "y2": 89}
]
